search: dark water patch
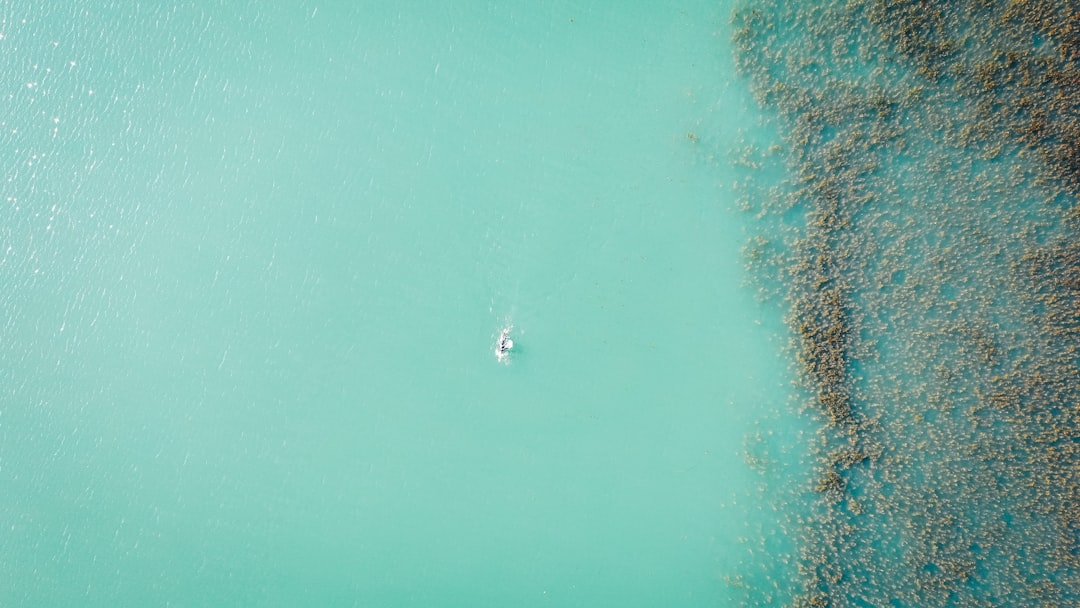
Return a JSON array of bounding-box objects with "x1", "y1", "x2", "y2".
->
[{"x1": 732, "y1": 0, "x2": 1080, "y2": 605}]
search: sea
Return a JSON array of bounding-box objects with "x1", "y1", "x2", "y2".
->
[{"x1": 8, "y1": 1, "x2": 1077, "y2": 607}]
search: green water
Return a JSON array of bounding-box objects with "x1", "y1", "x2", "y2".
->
[{"x1": 1, "y1": 2, "x2": 809, "y2": 606}]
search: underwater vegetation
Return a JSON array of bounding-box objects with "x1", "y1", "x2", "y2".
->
[{"x1": 733, "y1": 0, "x2": 1080, "y2": 605}]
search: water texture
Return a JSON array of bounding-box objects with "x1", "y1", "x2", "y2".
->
[
  {"x1": 1, "y1": 2, "x2": 807, "y2": 606},
  {"x1": 734, "y1": 0, "x2": 1080, "y2": 605}
]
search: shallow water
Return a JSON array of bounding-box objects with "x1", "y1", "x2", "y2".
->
[
  {"x1": 1, "y1": 2, "x2": 811, "y2": 606},
  {"x1": 734, "y1": 0, "x2": 1080, "y2": 605}
]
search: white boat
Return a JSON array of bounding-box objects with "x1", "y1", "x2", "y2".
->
[{"x1": 496, "y1": 327, "x2": 514, "y2": 361}]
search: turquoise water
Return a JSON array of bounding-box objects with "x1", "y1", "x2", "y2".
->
[
  {"x1": 732, "y1": 1, "x2": 1080, "y2": 606},
  {"x1": 2, "y1": 2, "x2": 809, "y2": 606}
]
